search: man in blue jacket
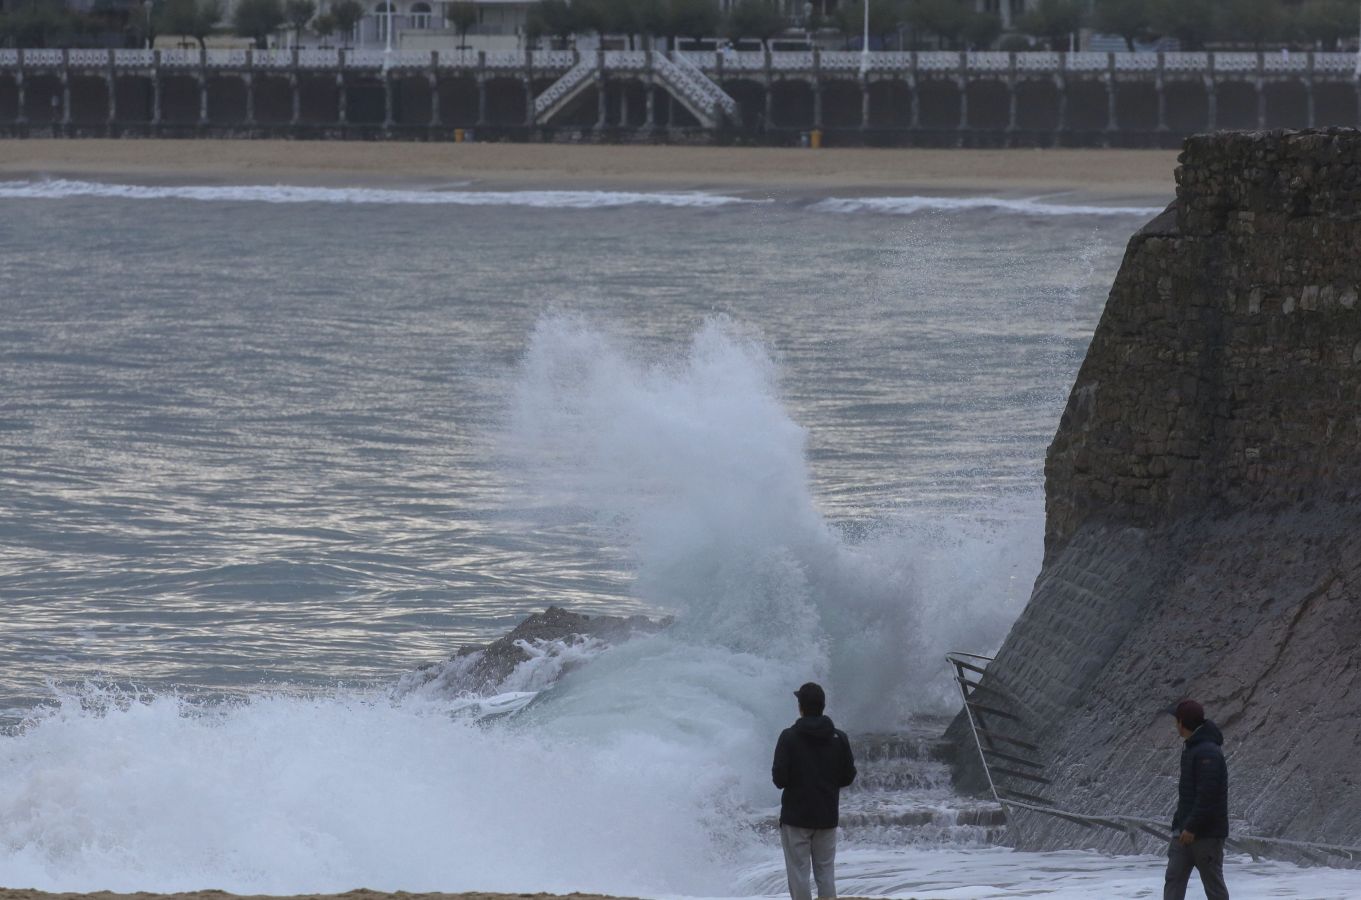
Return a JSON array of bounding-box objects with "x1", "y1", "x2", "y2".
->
[
  {"x1": 772, "y1": 682, "x2": 857, "y2": 900},
  {"x1": 1165, "y1": 699, "x2": 1229, "y2": 900}
]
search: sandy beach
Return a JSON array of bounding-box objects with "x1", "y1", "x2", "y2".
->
[{"x1": 0, "y1": 141, "x2": 1177, "y2": 200}]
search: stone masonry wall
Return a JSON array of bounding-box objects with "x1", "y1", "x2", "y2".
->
[{"x1": 959, "y1": 129, "x2": 1361, "y2": 853}]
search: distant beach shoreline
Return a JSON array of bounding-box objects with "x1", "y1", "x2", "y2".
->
[{"x1": 0, "y1": 141, "x2": 1177, "y2": 203}]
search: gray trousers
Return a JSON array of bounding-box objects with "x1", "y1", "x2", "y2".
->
[
  {"x1": 780, "y1": 824, "x2": 837, "y2": 900},
  {"x1": 1164, "y1": 837, "x2": 1229, "y2": 900}
]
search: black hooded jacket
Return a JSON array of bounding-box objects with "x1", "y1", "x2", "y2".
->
[
  {"x1": 1171, "y1": 720, "x2": 1229, "y2": 839},
  {"x1": 772, "y1": 714, "x2": 857, "y2": 829}
]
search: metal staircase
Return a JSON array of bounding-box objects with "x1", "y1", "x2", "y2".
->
[
  {"x1": 532, "y1": 50, "x2": 738, "y2": 128},
  {"x1": 947, "y1": 651, "x2": 1361, "y2": 866},
  {"x1": 656, "y1": 51, "x2": 738, "y2": 125},
  {"x1": 533, "y1": 56, "x2": 596, "y2": 123}
]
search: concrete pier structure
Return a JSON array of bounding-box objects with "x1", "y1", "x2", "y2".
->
[{"x1": 2, "y1": 48, "x2": 1360, "y2": 146}]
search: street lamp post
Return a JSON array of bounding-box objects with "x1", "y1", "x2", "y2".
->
[{"x1": 859, "y1": 0, "x2": 869, "y2": 75}]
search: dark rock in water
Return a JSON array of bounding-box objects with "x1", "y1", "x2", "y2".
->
[
  {"x1": 951, "y1": 129, "x2": 1361, "y2": 856},
  {"x1": 399, "y1": 606, "x2": 671, "y2": 696}
]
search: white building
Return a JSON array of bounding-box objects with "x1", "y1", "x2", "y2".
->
[{"x1": 355, "y1": 0, "x2": 536, "y2": 51}]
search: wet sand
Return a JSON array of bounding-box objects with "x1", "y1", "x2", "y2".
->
[{"x1": 0, "y1": 141, "x2": 1177, "y2": 200}]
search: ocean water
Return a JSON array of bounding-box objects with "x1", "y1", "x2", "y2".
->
[{"x1": 1, "y1": 180, "x2": 1344, "y2": 898}]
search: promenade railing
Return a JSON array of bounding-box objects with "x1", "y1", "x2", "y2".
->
[{"x1": 947, "y1": 651, "x2": 1361, "y2": 866}]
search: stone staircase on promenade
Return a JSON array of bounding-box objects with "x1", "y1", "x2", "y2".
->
[
  {"x1": 533, "y1": 50, "x2": 738, "y2": 128},
  {"x1": 754, "y1": 716, "x2": 1007, "y2": 847}
]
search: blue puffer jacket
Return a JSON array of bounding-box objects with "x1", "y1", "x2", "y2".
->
[{"x1": 1171, "y1": 720, "x2": 1229, "y2": 839}]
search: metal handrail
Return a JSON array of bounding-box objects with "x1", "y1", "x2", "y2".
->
[{"x1": 946, "y1": 651, "x2": 1361, "y2": 865}]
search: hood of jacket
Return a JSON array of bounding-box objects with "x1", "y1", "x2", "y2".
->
[
  {"x1": 792, "y1": 714, "x2": 837, "y2": 741},
  {"x1": 1186, "y1": 720, "x2": 1224, "y2": 749}
]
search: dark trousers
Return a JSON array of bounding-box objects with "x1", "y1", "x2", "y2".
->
[{"x1": 1164, "y1": 837, "x2": 1229, "y2": 900}]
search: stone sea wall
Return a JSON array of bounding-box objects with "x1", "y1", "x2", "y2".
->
[{"x1": 960, "y1": 129, "x2": 1361, "y2": 852}]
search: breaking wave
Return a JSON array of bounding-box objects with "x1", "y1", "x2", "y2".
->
[
  {"x1": 0, "y1": 179, "x2": 753, "y2": 209},
  {"x1": 812, "y1": 195, "x2": 1165, "y2": 218},
  {"x1": 0, "y1": 317, "x2": 1036, "y2": 896}
]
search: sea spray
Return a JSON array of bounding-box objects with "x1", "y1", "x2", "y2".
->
[
  {"x1": 0, "y1": 317, "x2": 1040, "y2": 896},
  {"x1": 505, "y1": 314, "x2": 1035, "y2": 726},
  {"x1": 0, "y1": 684, "x2": 751, "y2": 896}
]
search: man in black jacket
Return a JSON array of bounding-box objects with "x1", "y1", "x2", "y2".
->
[
  {"x1": 1165, "y1": 699, "x2": 1229, "y2": 900},
  {"x1": 772, "y1": 682, "x2": 857, "y2": 900}
]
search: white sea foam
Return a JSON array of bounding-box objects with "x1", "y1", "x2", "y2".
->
[
  {"x1": 0, "y1": 179, "x2": 751, "y2": 209},
  {"x1": 0, "y1": 316, "x2": 1049, "y2": 895},
  {"x1": 812, "y1": 194, "x2": 1166, "y2": 218}
]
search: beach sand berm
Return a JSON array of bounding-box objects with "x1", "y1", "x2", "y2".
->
[{"x1": 0, "y1": 141, "x2": 1176, "y2": 199}]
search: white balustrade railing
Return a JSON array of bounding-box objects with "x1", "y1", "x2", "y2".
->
[
  {"x1": 1113, "y1": 53, "x2": 1158, "y2": 71},
  {"x1": 1315, "y1": 53, "x2": 1358, "y2": 73},
  {"x1": 68, "y1": 49, "x2": 109, "y2": 67},
  {"x1": 653, "y1": 52, "x2": 717, "y2": 120},
  {"x1": 1215, "y1": 52, "x2": 1259, "y2": 72},
  {"x1": 603, "y1": 50, "x2": 647, "y2": 69},
  {"x1": 158, "y1": 48, "x2": 200, "y2": 67},
  {"x1": 677, "y1": 49, "x2": 712, "y2": 70},
  {"x1": 1066, "y1": 51, "x2": 1110, "y2": 71},
  {"x1": 537, "y1": 50, "x2": 577, "y2": 69},
  {"x1": 483, "y1": 50, "x2": 524, "y2": 69},
  {"x1": 819, "y1": 50, "x2": 862, "y2": 72},
  {"x1": 1162, "y1": 51, "x2": 1208, "y2": 72},
  {"x1": 724, "y1": 50, "x2": 767, "y2": 71},
  {"x1": 435, "y1": 49, "x2": 478, "y2": 68},
  {"x1": 1014, "y1": 51, "x2": 1059, "y2": 71},
  {"x1": 665, "y1": 49, "x2": 737, "y2": 118},
  {"x1": 968, "y1": 51, "x2": 1011, "y2": 72},
  {"x1": 204, "y1": 48, "x2": 249, "y2": 68},
  {"x1": 863, "y1": 51, "x2": 912, "y2": 72},
  {"x1": 253, "y1": 49, "x2": 294, "y2": 68},
  {"x1": 298, "y1": 49, "x2": 338, "y2": 68},
  {"x1": 1262, "y1": 52, "x2": 1308, "y2": 73},
  {"x1": 345, "y1": 49, "x2": 387, "y2": 68},
  {"x1": 23, "y1": 49, "x2": 65, "y2": 66},
  {"x1": 389, "y1": 49, "x2": 434, "y2": 67},
  {"x1": 916, "y1": 51, "x2": 958, "y2": 71},
  {"x1": 8, "y1": 48, "x2": 1361, "y2": 81},
  {"x1": 534, "y1": 57, "x2": 594, "y2": 117},
  {"x1": 771, "y1": 51, "x2": 815, "y2": 70}
]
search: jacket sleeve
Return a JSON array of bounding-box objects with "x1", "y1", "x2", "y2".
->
[
  {"x1": 838, "y1": 732, "x2": 857, "y2": 788},
  {"x1": 772, "y1": 731, "x2": 791, "y2": 789},
  {"x1": 1183, "y1": 751, "x2": 1224, "y2": 836}
]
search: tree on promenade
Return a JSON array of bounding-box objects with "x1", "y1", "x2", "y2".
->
[
  {"x1": 159, "y1": 0, "x2": 223, "y2": 50},
  {"x1": 233, "y1": 0, "x2": 285, "y2": 48},
  {"x1": 833, "y1": 0, "x2": 900, "y2": 48},
  {"x1": 528, "y1": 0, "x2": 575, "y2": 47},
  {"x1": 1296, "y1": 0, "x2": 1356, "y2": 49},
  {"x1": 0, "y1": 0, "x2": 73, "y2": 47},
  {"x1": 329, "y1": 0, "x2": 365, "y2": 46},
  {"x1": 669, "y1": 0, "x2": 721, "y2": 47},
  {"x1": 1019, "y1": 0, "x2": 1085, "y2": 50},
  {"x1": 313, "y1": 10, "x2": 336, "y2": 44},
  {"x1": 961, "y1": 9, "x2": 1001, "y2": 49},
  {"x1": 445, "y1": 0, "x2": 477, "y2": 47},
  {"x1": 726, "y1": 0, "x2": 784, "y2": 50},
  {"x1": 1220, "y1": 0, "x2": 1288, "y2": 49},
  {"x1": 903, "y1": 0, "x2": 966, "y2": 48},
  {"x1": 1092, "y1": 0, "x2": 1151, "y2": 51},
  {"x1": 1148, "y1": 0, "x2": 1213, "y2": 50},
  {"x1": 572, "y1": 0, "x2": 608, "y2": 42},
  {"x1": 284, "y1": 0, "x2": 316, "y2": 46}
]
